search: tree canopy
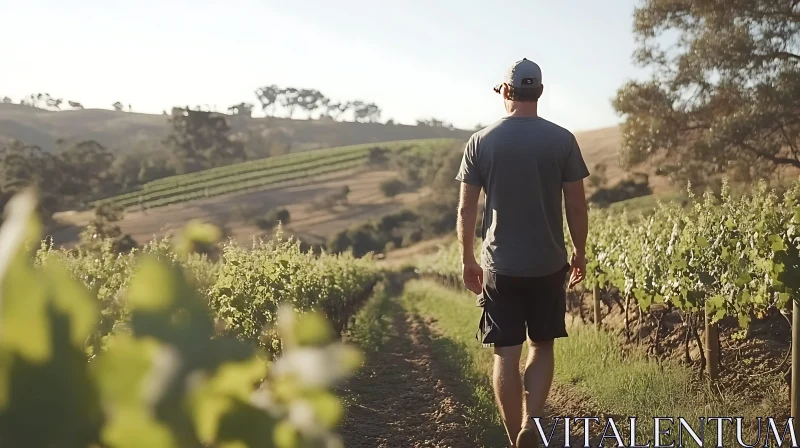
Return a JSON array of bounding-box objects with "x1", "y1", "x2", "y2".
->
[
  {"x1": 613, "y1": 0, "x2": 800, "y2": 187},
  {"x1": 164, "y1": 107, "x2": 246, "y2": 174},
  {"x1": 0, "y1": 139, "x2": 118, "y2": 221},
  {"x1": 253, "y1": 85, "x2": 381, "y2": 122}
]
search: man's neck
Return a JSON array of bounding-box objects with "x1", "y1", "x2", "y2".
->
[{"x1": 506, "y1": 104, "x2": 539, "y2": 118}]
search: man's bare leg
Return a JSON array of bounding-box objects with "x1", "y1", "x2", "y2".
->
[
  {"x1": 521, "y1": 340, "x2": 555, "y2": 427},
  {"x1": 493, "y1": 344, "x2": 524, "y2": 447}
]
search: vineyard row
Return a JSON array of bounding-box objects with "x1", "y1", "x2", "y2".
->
[
  {"x1": 2, "y1": 193, "x2": 382, "y2": 446},
  {"x1": 420, "y1": 181, "x2": 800, "y2": 326}
]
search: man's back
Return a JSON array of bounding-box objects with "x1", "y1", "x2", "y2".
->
[
  {"x1": 456, "y1": 57, "x2": 590, "y2": 448},
  {"x1": 456, "y1": 116, "x2": 589, "y2": 277}
]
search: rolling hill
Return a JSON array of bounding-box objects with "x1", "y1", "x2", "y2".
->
[{"x1": 0, "y1": 103, "x2": 474, "y2": 153}]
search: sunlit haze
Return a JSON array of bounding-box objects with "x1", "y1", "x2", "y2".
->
[{"x1": 1, "y1": 0, "x2": 645, "y2": 131}]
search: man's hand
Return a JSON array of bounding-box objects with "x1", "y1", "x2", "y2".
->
[
  {"x1": 462, "y1": 260, "x2": 484, "y2": 295},
  {"x1": 568, "y1": 249, "x2": 586, "y2": 289}
]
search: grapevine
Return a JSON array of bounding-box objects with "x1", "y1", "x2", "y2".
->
[{"x1": 420, "y1": 180, "x2": 800, "y2": 331}]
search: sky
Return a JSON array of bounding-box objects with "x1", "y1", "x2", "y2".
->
[{"x1": 0, "y1": 0, "x2": 647, "y2": 132}]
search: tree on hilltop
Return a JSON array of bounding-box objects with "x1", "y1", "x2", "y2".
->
[
  {"x1": 280, "y1": 87, "x2": 300, "y2": 119},
  {"x1": 352, "y1": 101, "x2": 381, "y2": 123},
  {"x1": 327, "y1": 101, "x2": 351, "y2": 121},
  {"x1": 228, "y1": 102, "x2": 254, "y2": 117},
  {"x1": 295, "y1": 89, "x2": 325, "y2": 119},
  {"x1": 255, "y1": 85, "x2": 281, "y2": 116},
  {"x1": 416, "y1": 118, "x2": 454, "y2": 129},
  {"x1": 46, "y1": 97, "x2": 63, "y2": 110}
]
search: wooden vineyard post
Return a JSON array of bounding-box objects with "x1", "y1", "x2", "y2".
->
[
  {"x1": 704, "y1": 303, "x2": 719, "y2": 380},
  {"x1": 593, "y1": 286, "x2": 601, "y2": 330},
  {"x1": 792, "y1": 298, "x2": 799, "y2": 438}
]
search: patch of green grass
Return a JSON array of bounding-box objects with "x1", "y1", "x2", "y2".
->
[
  {"x1": 346, "y1": 282, "x2": 398, "y2": 353},
  {"x1": 402, "y1": 280, "x2": 777, "y2": 448},
  {"x1": 400, "y1": 280, "x2": 509, "y2": 447},
  {"x1": 554, "y1": 325, "x2": 701, "y2": 416}
]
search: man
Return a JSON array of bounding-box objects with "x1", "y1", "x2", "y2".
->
[{"x1": 455, "y1": 58, "x2": 589, "y2": 448}]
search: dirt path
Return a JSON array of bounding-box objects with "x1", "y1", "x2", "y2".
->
[
  {"x1": 337, "y1": 287, "x2": 604, "y2": 448},
  {"x1": 338, "y1": 295, "x2": 477, "y2": 447}
]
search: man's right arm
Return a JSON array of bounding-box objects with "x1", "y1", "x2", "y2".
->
[
  {"x1": 563, "y1": 179, "x2": 588, "y2": 287},
  {"x1": 563, "y1": 179, "x2": 587, "y2": 254}
]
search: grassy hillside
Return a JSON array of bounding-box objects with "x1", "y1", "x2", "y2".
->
[{"x1": 0, "y1": 103, "x2": 473, "y2": 153}]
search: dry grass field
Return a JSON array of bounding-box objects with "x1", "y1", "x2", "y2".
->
[
  {"x1": 574, "y1": 125, "x2": 672, "y2": 194},
  {"x1": 0, "y1": 103, "x2": 472, "y2": 153}
]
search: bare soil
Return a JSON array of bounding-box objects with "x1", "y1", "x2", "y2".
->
[{"x1": 338, "y1": 308, "x2": 476, "y2": 447}]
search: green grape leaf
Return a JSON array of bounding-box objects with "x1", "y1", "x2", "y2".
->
[
  {"x1": 127, "y1": 257, "x2": 184, "y2": 312},
  {"x1": 309, "y1": 392, "x2": 344, "y2": 429},
  {"x1": 101, "y1": 408, "x2": 178, "y2": 448},
  {"x1": 777, "y1": 293, "x2": 791, "y2": 308},
  {"x1": 273, "y1": 421, "x2": 299, "y2": 448},
  {"x1": 737, "y1": 314, "x2": 751, "y2": 329},
  {"x1": 216, "y1": 401, "x2": 277, "y2": 448},
  {"x1": 707, "y1": 295, "x2": 724, "y2": 310},
  {"x1": 0, "y1": 258, "x2": 49, "y2": 362},
  {"x1": 46, "y1": 262, "x2": 97, "y2": 347},
  {"x1": 191, "y1": 356, "x2": 267, "y2": 444},
  {"x1": 92, "y1": 335, "x2": 156, "y2": 409}
]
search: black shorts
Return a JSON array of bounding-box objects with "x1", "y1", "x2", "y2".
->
[{"x1": 476, "y1": 264, "x2": 570, "y2": 347}]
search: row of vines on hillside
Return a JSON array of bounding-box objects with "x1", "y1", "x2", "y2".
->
[
  {"x1": 123, "y1": 158, "x2": 366, "y2": 209},
  {"x1": 94, "y1": 139, "x2": 458, "y2": 209},
  {"x1": 141, "y1": 139, "x2": 453, "y2": 191},
  {"x1": 108, "y1": 151, "x2": 368, "y2": 205}
]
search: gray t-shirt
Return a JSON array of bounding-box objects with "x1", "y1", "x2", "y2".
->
[{"x1": 455, "y1": 116, "x2": 590, "y2": 277}]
